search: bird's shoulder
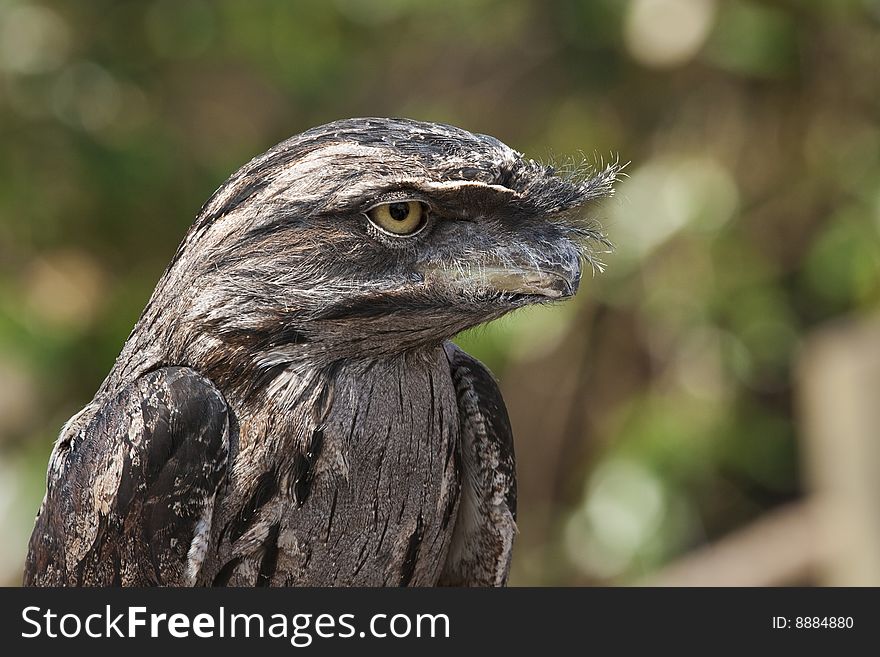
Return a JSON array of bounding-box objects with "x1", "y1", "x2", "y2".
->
[
  {"x1": 25, "y1": 366, "x2": 230, "y2": 586},
  {"x1": 440, "y1": 342, "x2": 517, "y2": 586},
  {"x1": 443, "y1": 342, "x2": 516, "y2": 510}
]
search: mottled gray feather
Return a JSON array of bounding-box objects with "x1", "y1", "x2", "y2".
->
[{"x1": 25, "y1": 117, "x2": 617, "y2": 587}]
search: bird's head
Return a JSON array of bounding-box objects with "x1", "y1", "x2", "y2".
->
[{"x1": 158, "y1": 118, "x2": 620, "y2": 371}]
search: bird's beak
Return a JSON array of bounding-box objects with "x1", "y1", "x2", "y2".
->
[
  {"x1": 478, "y1": 265, "x2": 578, "y2": 299},
  {"x1": 421, "y1": 252, "x2": 581, "y2": 301}
]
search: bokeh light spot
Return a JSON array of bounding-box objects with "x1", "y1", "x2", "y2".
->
[
  {"x1": 625, "y1": 0, "x2": 717, "y2": 69},
  {"x1": 0, "y1": 4, "x2": 70, "y2": 75}
]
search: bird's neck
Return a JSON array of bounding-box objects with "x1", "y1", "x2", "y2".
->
[{"x1": 210, "y1": 345, "x2": 458, "y2": 517}]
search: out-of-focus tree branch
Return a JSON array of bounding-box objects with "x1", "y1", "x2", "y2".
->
[{"x1": 640, "y1": 500, "x2": 828, "y2": 586}]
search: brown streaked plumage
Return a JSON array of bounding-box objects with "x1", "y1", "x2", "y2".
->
[{"x1": 24, "y1": 117, "x2": 619, "y2": 586}]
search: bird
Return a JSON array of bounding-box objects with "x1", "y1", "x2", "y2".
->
[{"x1": 24, "y1": 117, "x2": 619, "y2": 587}]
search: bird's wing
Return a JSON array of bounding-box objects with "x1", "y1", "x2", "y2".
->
[
  {"x1": 24, "y1": 366, "x2": 229, "y2": 586},
  {"x1": 439, "y1": 342, "x2": 517, "y2": 586}
]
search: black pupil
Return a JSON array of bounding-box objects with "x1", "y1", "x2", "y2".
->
[{"x1": 388, "y1": 202, "x2": 410, "y2": 221}]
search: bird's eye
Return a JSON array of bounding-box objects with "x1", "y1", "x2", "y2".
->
[{"x1": 366, "y1": 200, "x2": 427, "y2": 236}]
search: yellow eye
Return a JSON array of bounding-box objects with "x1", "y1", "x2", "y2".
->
[{"x1": 366, "y1": 200, "x2": 427, "y2": 236}]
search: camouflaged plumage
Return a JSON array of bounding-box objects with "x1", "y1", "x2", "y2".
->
[{"x1": 25, "y1": 118, "x2": 619, "y2": 586}]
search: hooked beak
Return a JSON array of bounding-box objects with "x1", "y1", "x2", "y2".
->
[
  {"x1": 421, "y1": 246, "x2": 582, "y2": 301},
  {"x1": 477, "y1": 265, "x2": 578, "y2": 299}
]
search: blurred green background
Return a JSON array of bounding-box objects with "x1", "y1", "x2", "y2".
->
[{"x1": 2, "y1": 0, "x2": 879, "y2": 586}]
